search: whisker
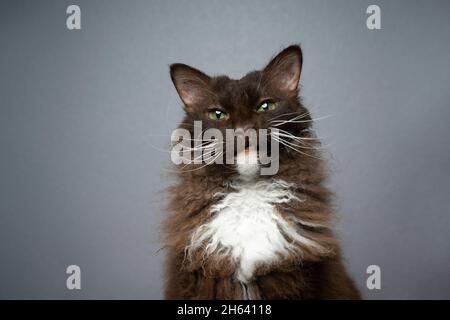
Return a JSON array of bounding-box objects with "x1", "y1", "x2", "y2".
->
[
  {"x1": 271, "y1": 136, "x2": 322, "y2": 159},
  {"x1": 271, "y1": 132, "x2": 319, "y2": 144},
  {"x1": 271, "y1": 115, "x2": 332, "y2": 127},
  {"x1": 271, "y1": 133, "x2": 322, "y2": 150},
  {"x1": 270, "y1": 135, "x2": 320, "y2": 149},
  {"x1": 176, "y1": 141, "x2": 224, "y2": 151},
  {"x1": 175, "y1": 152, "x2": 224, "y2": 173},
  {"x1": 275, "y1": 128, "x2": 321, "y2": 141},
  {"x1": 268, "y1": 111, "x2": 308, "y2": 121}
]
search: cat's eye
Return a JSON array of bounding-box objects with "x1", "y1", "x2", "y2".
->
[
  {"x1": 257, "y1": 101, "x2": 276, "y2": 112},
  {"x1": 208, "y1": 110, "x2": 229, "y2": 121}
]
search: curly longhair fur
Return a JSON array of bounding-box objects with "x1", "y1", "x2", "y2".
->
[{"x1": 163, "y1": 45, "x2": 360, "y2": 299}]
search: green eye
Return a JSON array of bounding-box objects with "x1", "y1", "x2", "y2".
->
[
  {"x1": 208, "y1": 110, "x2": 229, "y2": 120},
  {"x1": 257, "y1": 101, "x2": 276, "y2": 112}
]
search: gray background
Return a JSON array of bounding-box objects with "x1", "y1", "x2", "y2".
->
[{"x1": 1, "y1": 0, "x2": 449, "y2": 299}]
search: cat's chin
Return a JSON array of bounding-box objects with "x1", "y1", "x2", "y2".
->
[{"x1": 235, "y1": 149, "x2": 260, "y2": 180}]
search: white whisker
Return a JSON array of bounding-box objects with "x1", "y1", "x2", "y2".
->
[
  {"x1": 271, "y1": 136, "x2": 321, "y2": 159},
  {"x1": 268, "y1": 111, "x2": 308, "y2": 121},
  {"x1": 271, "y1": 133, "x2": 322, "y2": 150},
  {"x1": 176, "y1": 151, "x2": 224, "y2": 173},
  {"x1": 271, "y1": 115, "x2": 332, "y2": 127}
]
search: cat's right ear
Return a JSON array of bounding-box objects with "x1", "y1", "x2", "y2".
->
[{"x1": 170, "y1": 63, "x2": 211, "y2": 111}]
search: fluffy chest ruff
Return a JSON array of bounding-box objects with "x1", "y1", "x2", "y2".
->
[{"x1": 185, "y1": 180, "x2": 325, "y2": 284}]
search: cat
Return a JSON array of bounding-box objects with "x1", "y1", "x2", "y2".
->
[{"x1": 163, "y1": 45, "x2": 361, "y2": 299}]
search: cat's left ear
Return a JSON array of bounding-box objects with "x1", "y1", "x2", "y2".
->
[{"x1": 263, "y1": 45, "x2": 303, "y2": 97}]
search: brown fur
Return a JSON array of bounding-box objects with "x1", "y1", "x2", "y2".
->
[{"x1": 163, "y1": 45, "x2": 360, "y2": 299}]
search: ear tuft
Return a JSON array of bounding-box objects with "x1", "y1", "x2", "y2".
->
[
  {"x1": 263, "y1": 45, "x2": 303, "y2": 96},
  {"x1": 169, "y1": 63, "x2": 211, "y2": 110}
]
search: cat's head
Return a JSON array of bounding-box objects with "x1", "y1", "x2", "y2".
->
[{"x1": 170, "y1": 45, "x2": 316, "y2": 179}]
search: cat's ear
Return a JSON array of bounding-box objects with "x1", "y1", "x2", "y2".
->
[
  {"x1": 170, "y1": 63, "x2": 211, "y2": 110},
  {"x1": 263, "y1": 45, "x2": 303, "y2": 96}
]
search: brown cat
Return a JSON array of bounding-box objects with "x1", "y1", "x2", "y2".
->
[{"x1": 163, "y1": 45, "x2": 360, "y2": 299}]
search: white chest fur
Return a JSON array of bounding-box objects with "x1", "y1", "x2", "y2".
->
[{"x1": 187, "y1": 180, "x2": 318, "y2": 283}]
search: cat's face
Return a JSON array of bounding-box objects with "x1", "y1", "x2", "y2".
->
[{"x1": 170, "y1": 45, "x2": 313, "y2": 178}]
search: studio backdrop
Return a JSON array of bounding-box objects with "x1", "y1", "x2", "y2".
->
[{"x1": 0, "y1": 0, "x2": 449, "y2": 299}]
